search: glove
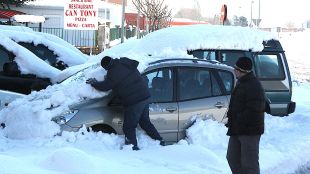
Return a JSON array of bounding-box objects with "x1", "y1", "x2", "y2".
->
[
  {"x1": 225, "y1": 120, "x2": 231, "y2": 128},
  {"x1": 86, "y1": 78, "x2": 98, "y2": 85}
]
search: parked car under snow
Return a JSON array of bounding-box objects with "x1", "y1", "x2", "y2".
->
[
  {"x1": 0, "y1": 25, "x2": 91, "y2": 109},
  {"x1": 0, "y1": 27, "x2": 88, "y2": 70},
  {"x1": 0, "y1": 25, "x2": 295, "y2": 141}
]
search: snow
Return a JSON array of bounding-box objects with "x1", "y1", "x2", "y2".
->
[
  {"x1": 0, "y1": 25, "x2": 309, "y2": 174},
  {"x1": 100, "y1": 25, "x2": 277, "y2": 59},
  {"x1": 0, "y1": 27, "x2": 89, "y2": 82},
  {"x1": 0, "y1": 32, "x2": 61, "y2": 79},
  {"x1": 0, "y1": 29, "x2": 87, "y2": 67},
  {"x1": 11, "y1": 14, "x2": 45, "y2": 23}
]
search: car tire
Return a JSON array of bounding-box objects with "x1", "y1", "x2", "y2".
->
[{"x1": 89, "y1": 124, "x2": 116, "y2": 134}]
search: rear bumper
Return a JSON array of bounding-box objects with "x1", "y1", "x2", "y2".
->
[
  {"x1": 267, "y1": 101, "x2": 296, "y2": 116},
  {"x1": 287, "y1": 101, "x2": 296, "y2": 114}
]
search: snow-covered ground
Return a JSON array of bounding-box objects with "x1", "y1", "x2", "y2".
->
[{"x1": 0, "y1": 26, "x2": 310, "y2": 174}]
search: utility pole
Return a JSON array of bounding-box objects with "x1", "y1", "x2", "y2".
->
[
  {"x1": 258, "y1": 0, "x2": 261, "y2": 27},
  {"x1": 121, "y1": 0, "x2": 126, "y2": 43},
  {"x1": 136, "y1": 8, "x2": 140, "y2": 39},
  {"x1": 250, "y1": 0, "x2": 254, "y2": 27}
]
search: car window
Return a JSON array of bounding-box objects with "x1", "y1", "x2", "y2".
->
[
  {"x1": 211, "y1": 73, "x2": 222, "y2": 96},
  {"x1": 18, "y1": 42, "x2": 58, "y2": 65},
  {"x1": 218, "y1": 51, "x2": 247, "y2": 66},
  {"x1": 178, "y1": 67, "x2": 220, "y2": 100},
  {"x1": 191, "y1": 50, "x2": 216, "y2": 60},
  {"x1": 0, "y1": 46, "x2": 13, "y2": 72},
  {"x1": 217, "y1": 70, "x2": 234, "y2": 94},
  {"x1": 145, "y1": 68, "x2": 173, "y2": 103},
  {"x1": 191, "y1": 50, "x2": 251, "y2": 67},
  {"x1": 254, "y1": 53, "x2": 285, "y2": 80}
]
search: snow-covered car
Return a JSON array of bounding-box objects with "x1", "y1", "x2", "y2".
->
[
  {"x1": 0, "y1": 26, "x2": 90, "y2": 109},
  {"x1": 0, "y1": 25, "x2": 295, "y2": 141},
  {"x1": 0, "y1": 26, "x2": 88, "y2": 70},
  {"x1": 51, "y1": 58, "x2": 235, "y2": 144},
  {"x1": 0, "y1": 33, "x2": 62, "y2": 109},
  {"x1": 99, "y1": 24, "x2": 295, "y2": 116},
  {"x1": 0, "y1": 58, "x2": 235, "y2": 142}
]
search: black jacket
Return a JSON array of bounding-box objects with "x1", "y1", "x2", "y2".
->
[
  {"x1": 91, "y1": 57, "x2": 150, "y2": 106},
  {"x1": 226, "y1": 72, "x2": 265, "y2": 136}
]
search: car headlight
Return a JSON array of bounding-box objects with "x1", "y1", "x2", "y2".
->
[{"x1": 52, "y1": 110, "x2": 78, "y2": 125}]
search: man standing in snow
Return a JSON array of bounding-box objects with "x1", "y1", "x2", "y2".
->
[
  {"x1": 86, "y1": 56, "x2": 164, "y2": 150},
  {"x1": 226, "y1": 57, "x2": 265, "y2": 174}
]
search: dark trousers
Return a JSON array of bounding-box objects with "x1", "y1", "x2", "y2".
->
[
  {"x1": 226, "y1": 135, "x2": 261, "y2": 174},
  {"x1": 123, "y1": 99, "x2": 162, "y2": 147}
]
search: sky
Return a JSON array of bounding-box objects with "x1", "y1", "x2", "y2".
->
[
  {"x1": 23, "y1": 0, "x2": 310, "y2": 28},
  {"x1": 164, "y1": 0, "x2": 310, "y2": 27},
  {"x1": 0, "y1": 25, "x2": 310, "y2": 173}
]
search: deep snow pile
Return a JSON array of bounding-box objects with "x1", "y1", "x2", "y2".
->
[{"x1": 0, "y1": 26, "x2": 309, "y2": 174}]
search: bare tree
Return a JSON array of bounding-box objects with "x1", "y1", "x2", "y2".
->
[
  {"x1": 174, "y1": 8, "x2": 202, "y2": 21},
  {"x1": 173, "y1": 0, "x2": 201, "y2": 21},
  {"x1": 233, "y1": 15, "x2": 248, "y2": 27},
  {"x1": 193, "y1": 0, "x2": 201, "y2": 21},
  {"x1": 132, "y1": 0, "x2": 172, "y2": 32},
  {"x1": 285, "y1": 21, "x2": 295, "y2": 29}
]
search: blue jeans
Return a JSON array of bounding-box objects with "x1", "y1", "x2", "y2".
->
[{"x1": 123, "y1": 98, "x2": 162, "y2": 147}]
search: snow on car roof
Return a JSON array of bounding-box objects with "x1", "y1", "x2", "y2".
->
[
  {"x1": 101, "y1": 24, "x2": 278, "y2": 60},
  {"x1": 0, "y1": 25, "x2": 85, "y2": 57},
  {"x1": 0, "y1": 32, "x2": 61, "y2": 79},
  {"x1": 0, "y1": 29, "x2": 87, "y2": 66}
]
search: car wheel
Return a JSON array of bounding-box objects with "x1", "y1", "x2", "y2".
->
[{"x1": 89, "y1": 124, "x2": 116, "y2": 134}]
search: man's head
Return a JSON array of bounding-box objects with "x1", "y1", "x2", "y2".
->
[
  {"x1": 101, "y1": 56, "x2": 113, "y2": 70},
  {"x1": 234, "y1": 57, "x2": 252, "y2": 79}
]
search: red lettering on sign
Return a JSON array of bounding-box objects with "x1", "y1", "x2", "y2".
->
[
  {"x1": 67, "y1": 23, "x2": 79, "y2": 27},
  {"x1": 65, "y1": 10, "x2": 77, "y2": 16},
  {"x1": 82, "y1": 24, "x2": 95, "y2": 28},
  {"x1": 80, "y1": 10, "x2": 96, "y2": 17},
  {"x1": 75, "y1": 17, "x2": 86, "y2": 21}
]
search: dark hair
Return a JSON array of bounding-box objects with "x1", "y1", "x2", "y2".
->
[{"x1": 101, "y1": 56, "x2": 113, "y2": 69}]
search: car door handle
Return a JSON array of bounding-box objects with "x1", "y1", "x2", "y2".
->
[
  {"x1": 166, "y1": 107, "x2": 177, "y2": 113},
  {"x1": 214, "y1": 102, "x2": 224, "y2": 108}
]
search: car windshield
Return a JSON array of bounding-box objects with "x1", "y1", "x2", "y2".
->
[
  {"x1": 60, "y1": 63, "x2": 100, "y2": 85},
  {"x1": 28, "y1": 63, "x2": 101, "y2": 103}
]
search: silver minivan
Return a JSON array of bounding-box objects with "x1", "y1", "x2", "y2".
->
[{"x1": 54, "y1": 59, "x2": 236, "y2": 143}]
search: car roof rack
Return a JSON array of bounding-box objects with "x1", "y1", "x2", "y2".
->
[{"x1": 149, "y1": 58, "x2": 220, "y2": 65}]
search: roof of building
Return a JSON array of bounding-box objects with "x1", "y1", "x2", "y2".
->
[{"x1": 0, "y1": 9, "x2": 25, "y2": 19}]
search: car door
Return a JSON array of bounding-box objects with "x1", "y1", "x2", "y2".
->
[
  {"x1": 253, "y1": 52, "x2": 294, "y2": 115},
  {"x1": 177, "y1": 67, "x2": 233, "y2": 140},
  {"x1": 144, "y1": 67, "x2": 178, "y2": 143},
  {"x1": 0, "y1": 46, "x2": 25, "y2": 109}
]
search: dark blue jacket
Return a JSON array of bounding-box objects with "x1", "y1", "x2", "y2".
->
[
  {"x1": 91, "y1": 57, "x2": 150, "y2": 106},
  {"x1": 226, "y1": 72, "x2": 265, "y2": 136}
]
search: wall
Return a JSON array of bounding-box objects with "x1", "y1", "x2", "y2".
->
[{"x1": 108, "y1": 0, "x2": 124, "y2": 5}]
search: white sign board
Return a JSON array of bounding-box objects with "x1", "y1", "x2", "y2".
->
[{"x1": 64, "y1": 0, "x2": 98, "y2": 30}]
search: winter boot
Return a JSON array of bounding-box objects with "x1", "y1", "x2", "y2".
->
[
  {"x1": 160, "y1": 140, "x2": 166, "y2": 146},
  {"x1": 132, "y1": 145, "x2": 140, "y2": 151}
]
